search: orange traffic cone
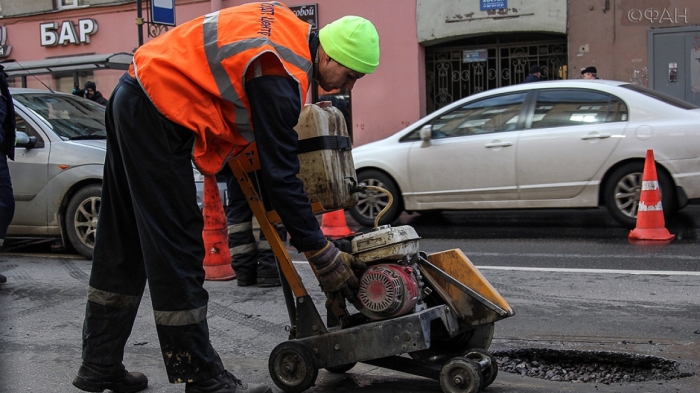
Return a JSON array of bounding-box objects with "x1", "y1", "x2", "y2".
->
[
  {"x1": 628, "y1": 150, "x2": 675, "y2": 244},
  {"x1": 202, "y1": 174, "x2": 236, "y2": 280},
  {"x1": 320, "y1": 209, "x2": 354, "y2": 239}
]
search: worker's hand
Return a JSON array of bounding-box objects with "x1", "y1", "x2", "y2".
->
[
  {"x1": 307, "y1": 241, "x2": 367, "y2": 293},
  {"x1": 331, "y1": 238, "x2": 353, "y2": 253}
]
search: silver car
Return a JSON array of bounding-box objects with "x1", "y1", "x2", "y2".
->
[
  {"x1": 7, "y1": 88, "x2": 224, "y2": 258},
  {"x1": 351, "y1": 80, "x2": 700, "y2": 228}
]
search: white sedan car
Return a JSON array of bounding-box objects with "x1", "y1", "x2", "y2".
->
[{"x1": 350, "y1": 80, "x2": 700, "y2": 228}]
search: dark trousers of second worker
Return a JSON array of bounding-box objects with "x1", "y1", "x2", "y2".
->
[
  {"x1": 222, "y1": 164, "x2": 286, "y2": 285},
  {"x1": 80, "y1": 73, "x2": 225, "y2": 383}
]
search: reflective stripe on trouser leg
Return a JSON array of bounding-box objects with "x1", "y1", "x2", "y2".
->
[
  {"x1": 88, "y1": 74, "x2": 224, "y2": 383},
  {"x1": 224, "y1": 166, "x2": 259, "y2": 281},
  {"x1": 228, "y1": 225, "x2": 259, "y2": 280}
]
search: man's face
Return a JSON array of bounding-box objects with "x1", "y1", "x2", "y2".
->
[
  {"x1": 317, "y1": 58, "x2": 365, "y2": 92},
  {"x1": 85, "y1": 88, "x2": 95, "y2": 98},
  {"x1": 583, "y1": 73, "x2": 595, "y2": 80}
]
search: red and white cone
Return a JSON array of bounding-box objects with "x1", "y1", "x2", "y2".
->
[
  {"x1": 202, "y1": 174, "x2": 236, "y2": 280},
  {"x1": 320, "y1": 209, "x2": 354, "y2": 239},
  {"x1": 628, "y1": 150, "x2": 675, "y2": 244}
]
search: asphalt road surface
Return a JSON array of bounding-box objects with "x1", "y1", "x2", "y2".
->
[{"x1": 1, "y1": 205, "x2": 699, "y2": 392}]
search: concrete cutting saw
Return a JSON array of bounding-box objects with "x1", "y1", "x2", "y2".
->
[{"x1": 227, "y1": 103, "x2": 514, "y2": 393}]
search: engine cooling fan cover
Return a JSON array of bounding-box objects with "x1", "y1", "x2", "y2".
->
[{"x1": 358, "y1": 264, "x2": 420, "y2": 320}]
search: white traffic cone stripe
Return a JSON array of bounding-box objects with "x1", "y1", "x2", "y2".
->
[
  {"x1": 642, "y1": 180, "x2": 659, "y2": 191},
  {"x1": 638, "y1": 201, "x2": 663, "y2": 211}
]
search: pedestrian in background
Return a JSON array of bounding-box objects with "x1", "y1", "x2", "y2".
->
[
  {"x1": 72, "y1": 2, "x2": 379, "y2": 393},
  {"x1": 581, "y1": 66, "x2": 599, "y2": 79},
  {"x1": 523, "y1": 65, "x2": 543, "y2": 83},
  {"x1": 0, "y1": 62, "x2": 17, "y2": 286},
  {"x1": 83, "y1": 81, "x2": 109, "y2": 105}
]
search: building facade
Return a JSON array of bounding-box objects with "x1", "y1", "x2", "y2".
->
[
  {"x1": 569, "y1": 0, "x2": 700, "y2": 106},
  {"x1": 1, "y1": 0, "x2": 699, "y2": 144}
]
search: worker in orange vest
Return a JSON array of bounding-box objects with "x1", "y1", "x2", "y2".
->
[{"x1": 72, "y1": 2, "x2": 379, "y2": 393}]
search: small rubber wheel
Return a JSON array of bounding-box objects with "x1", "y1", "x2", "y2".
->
[
  {"x1": 269, "y1": 341, "x2": 319, "y2": 393},
  {"x1": 325, "y1": 362, "x2": 356, "y2": 374},
  {"x1": 439, "y1": 356, "x2": 483, "y2": 393},
  {"x1": 410, "y1": 323, "x2": 495, "y2": 364},
  {"x1": 464, "y1": 348, "x2": 498, "y2": 388}
]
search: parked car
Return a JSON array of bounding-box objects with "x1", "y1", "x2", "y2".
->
[
  {"x1": 7, "y1": 88, "x2": 225, "y2": 258},
  {"x1": 350, "y1": 80, "x2": 700, "y2": 228}
]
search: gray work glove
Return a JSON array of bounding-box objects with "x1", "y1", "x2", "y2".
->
[
  {"x1": 307, "y1": 241, "x2": 367, "y2": 309},
  {"x1": 331, "y1": 238, "x2": 353, "y2": 253}
]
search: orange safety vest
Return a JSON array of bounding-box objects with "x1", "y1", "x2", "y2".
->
[{"x1": 131, "y1": 2, "x2": 313, "y2": 175}]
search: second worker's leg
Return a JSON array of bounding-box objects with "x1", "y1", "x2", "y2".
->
[{"x1": 224, "y1": 167, "x2": 260, "y2": 287}]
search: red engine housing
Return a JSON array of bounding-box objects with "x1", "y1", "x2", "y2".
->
[{"x1": 357, "y1": 263, "x2": 421, "y2": 320}]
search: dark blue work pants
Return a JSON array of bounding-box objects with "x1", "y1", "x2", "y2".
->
[
  {"x1": 221, "y1": 164, "x2": 285, "y2": 283},
  {"x1": 80, "y1": 73, "x2": 224, "y2": 383}
]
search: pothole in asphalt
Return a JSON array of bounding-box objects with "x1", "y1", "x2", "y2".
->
[{"x1": 492, "y1": 348, "x2": 693, "y2": 384}]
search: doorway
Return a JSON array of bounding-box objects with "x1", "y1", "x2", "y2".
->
[
  {"x1": 649, "y1": 26, "x2": 700, "y2": 106},
  {"x1": 425, "y1": 33, "x2": 567, "y2": 113}
]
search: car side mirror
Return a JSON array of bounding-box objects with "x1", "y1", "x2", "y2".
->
[
  {"x1": 419, "y1": 124, "x2": 432, "y2": 141},
  {"x1": 15, "y1": 131, "x2": 37, "y2": 149}
]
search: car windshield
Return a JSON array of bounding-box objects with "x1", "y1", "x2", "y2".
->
[{"x1": 12, "y1": 93, "x2": 107, "y2": 140}]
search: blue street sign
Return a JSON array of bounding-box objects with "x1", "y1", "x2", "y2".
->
[
  {"x1": 152, "y1": 0, "x2": 175, "y2": 26},
  {"x1": 480, "y1": 0, "x2": 507, "y2": 11}
]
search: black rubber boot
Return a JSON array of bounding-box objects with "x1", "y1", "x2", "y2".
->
[
  {"x1": 185, "y1": 370, "x2": 271, "y2": 393},
  {"x1": 72, "y1": 362, "x2": 148, "y2": 393},
  {"x1": 256, "y1": 277, "x2": 281, "y2": 287},
  {"x1": 236, "y1": 276, "x2": 257, "y2": 287}
]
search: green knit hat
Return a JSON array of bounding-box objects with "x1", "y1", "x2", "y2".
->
[{"x1": 319, "y1": 16, "x2": 380, "y2": 74}]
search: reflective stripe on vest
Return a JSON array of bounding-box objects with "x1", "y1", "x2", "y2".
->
[
  {"x1": 133, "y1": 2, "x2": 313, "y2": 175},
  {"x1": 203, "y1": 12, "x2": 253, "y2": 142}
]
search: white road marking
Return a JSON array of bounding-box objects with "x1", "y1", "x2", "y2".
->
[
  {"x1": 465, "y1": 252, "x2": 698, "y2": 260},
  {"x1": 292, "y1": 260, "x2": 700, "y2": 275},
  {"x1": 453, "y1": 266, "x2": 700, "y2": 276}
]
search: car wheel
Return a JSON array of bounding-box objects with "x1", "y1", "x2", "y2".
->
[
  {"x1": 603, "y1": 162, "x2": 676, "y2": 228},
  {"x1": 349, "y1": 170, "x2": 402, "y2": 227},
  {"x1": 65, "y1": 184, "x2": 101, "y2": 259}
]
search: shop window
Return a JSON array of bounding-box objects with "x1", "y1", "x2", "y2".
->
[{"x1": 58, "y1": 0, "x2": 89, "y2": 10}]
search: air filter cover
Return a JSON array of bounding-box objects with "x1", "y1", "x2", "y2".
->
[{"x1": 351, "y1": 225, "x2": 420, "y2": 263}]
